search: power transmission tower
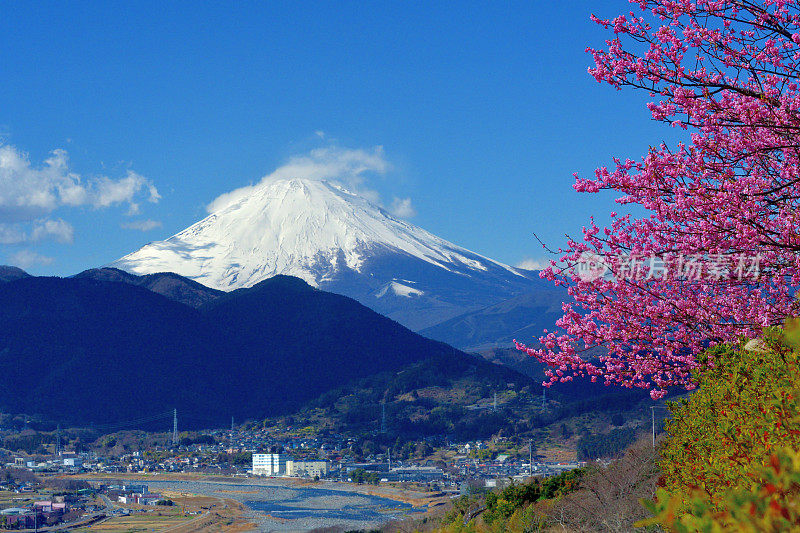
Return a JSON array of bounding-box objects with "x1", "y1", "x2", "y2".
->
[
  {"x1": 493, "y1": 392, "x2": 497, "y2": 411},
  {"x1": 172, "y1": 409, "x2": 178, "y2": 446},
  {"x1": 380, "y1": 402, "x2": 387, "y2": 434},
  {"x1": 529, "y1": 439, "x2": 533, "y2": 476},
  {"x1": 231, "y1": 416, "x2": 234, "y2": 432},
  {"x1": 541, "y1": 388, "x2": 547, "y2": 411},
  {"x1": 55, "y1": 425, "x2": 61, "y2": 456}
]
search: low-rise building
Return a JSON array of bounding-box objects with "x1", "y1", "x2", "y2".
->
[
  {"x1": 382, "y1": 466, "x2": 445, "y2": 482},
  {"x1": 286, "y1": 460, "x2": 329, "y2": 478},
  {"x1": 252, "y1": 453, "x2": 288, "y2": 476},
  {"x1": 63, "y1": 457, "x2": 83, "y2": 467}
]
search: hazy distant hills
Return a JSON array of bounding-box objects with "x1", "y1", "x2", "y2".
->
[
  {"x1": 420, "y1": 289, "x2": 565, "y2": 351},
  {"x1": 0, "y1": 271, "x2": 532, "y2": 428}
]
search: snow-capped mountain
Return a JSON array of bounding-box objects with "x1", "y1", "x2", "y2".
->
[{"x1": 112, "y1": 178, "x2": 546, "y2": 331}]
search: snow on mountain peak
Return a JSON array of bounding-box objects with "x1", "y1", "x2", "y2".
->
[
  {"x1": 375, "y1": 280, "x2": 425, "y2": 299},
  {"x1": 112, "y1": 178, "x2": 522, "y2": 291}
]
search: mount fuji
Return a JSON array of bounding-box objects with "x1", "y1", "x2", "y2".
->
[{"x1": 112, "y1": 178, "x2": 554, "y2": 333}]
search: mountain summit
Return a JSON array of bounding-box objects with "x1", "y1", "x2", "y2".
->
[{"x1": 112, "y1": 178, "x2": 544, "y2": 330}]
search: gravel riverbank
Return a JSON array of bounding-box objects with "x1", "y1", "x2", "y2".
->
[{"x1": 117, "y1": 478, "x2": 425, "y2": 532}]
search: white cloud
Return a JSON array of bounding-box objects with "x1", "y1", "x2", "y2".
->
[
  {"x1": 91, "y1": 171, "x2": 160, "y2": 208},
  {"x1": 121, "y1": 219, "x2": 162, "y2": 231},
  {"x1": 9, "y1": 249, "x2": 54, "y2": 268},
  {"x1": 0, "y1": 143, "x2": 158, "y2": 244},
  {"x1": 0, "y1": 224, "x2": 27, "y2": 244},
  {"x1": 206, "y1": 146, "x2": 391, "y2": 214},
  {"x1": 0, "y1": 218, "x2": 74, "y2": 244},
  {"x1": 31, "y1": 219, "x2": 74, "y2": 243},
  {"x1": 516, "y1": 258, "x2": 549, "y2": 270},
  {"x1": 0, "y1": 144, "x2": 158, "y2": 216},
  {"x1": 389, "y1": 197, "x2": 416, "y2": 218}
]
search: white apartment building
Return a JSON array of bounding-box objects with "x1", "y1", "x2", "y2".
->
[{"x1": 252, "y1": 453, "x2": 288, "y2": 476}]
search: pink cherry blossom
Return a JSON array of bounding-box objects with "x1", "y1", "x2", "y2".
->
[{"x1": 517, "y1": 0, "x2": 800, "y2": 399}]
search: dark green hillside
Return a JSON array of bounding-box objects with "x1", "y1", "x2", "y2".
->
[
  {"x1": 74, "y1": 267, "x2": 222, "y2": 308},
  {"x1": 0, "y1": 274, "x2": 475, "y2": 428},
  {"x1": 295, "y1": 350, "x2": 537, "y2": 439},
  {"x1": 202, "y1": 275, "x2": 464, "y2": 413},
  {"x1": 0, "y1": 276, "x2": 225, "y2": 425},
  {"x1": 0, "y1": 265, "x2": 30, "y2": 283},
  {"x1": 259, "y1": 347, "x2": 653, "y2": 447}
]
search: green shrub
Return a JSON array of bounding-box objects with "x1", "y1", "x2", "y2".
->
[
  {"x1": 645, "y1": 326, "x2": 800, "y2": 528},
  {"x1": 660, "y1": 329, "x2": 800, "y2": 504}
]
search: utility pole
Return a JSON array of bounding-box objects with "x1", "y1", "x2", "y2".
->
[
  {"x1": 651, "y1": 406, "x2": 668, "y2": 448},
  {"x1": 172, "y1": 409, "x2": 178, "y2": 446},
  {"x1": 651, "y1": 407, "x2": 655, "y2": 448}
]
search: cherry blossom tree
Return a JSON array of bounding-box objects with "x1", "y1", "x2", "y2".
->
[{"x1": 516, "y1": 0, "x2": 800, "y2": 398}]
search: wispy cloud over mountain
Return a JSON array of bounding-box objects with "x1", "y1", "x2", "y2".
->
[
  {"x1": 121, "y1": 219, "x2": 163, "y2": 231},
  {"x1": 390, "y1": 197, "x2": 416, "y2": 218},
  {"x1": 31, "y1": 219, "x2": 74, "y2": 243},
  {"x1": 8, "y1": 249, "x2": 53, "y2": 268},
  {"x1": 0, "y1": 218, "x2": 74, "y2": 244},
  {"x1": 206, "y1": 145, "x2": 391, "y2": 214},
  {"x1": 0, "y1": 145, "x2": 159, "y2": 219},
  {"x1": 516, "y1": 258, "x2": 548, "y2": 270}
]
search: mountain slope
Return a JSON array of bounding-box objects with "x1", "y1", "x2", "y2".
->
[
  {"x1": 74, "y1": 267, "x2": 222, "y2": 308},
  {"x1": 200, "y1": 275, "x2": 465, "y2": 413},
  {"x1": 111, "y1": 178, "x2": 547, "y2": 331},
  {"x1": 0, "y1": 276, "x2": 225, "y2": 425},
  {"x1": 0, "y1": 265, "x2": 30, "y2": 283},
  {"x1": 0, "y1": 274, "x2": 485, "y2": 427},
  {"x1": 419, "y1": 289, "x2": 566, "y2": 351}
]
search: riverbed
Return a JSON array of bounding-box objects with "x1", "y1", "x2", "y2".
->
[{"x1": 124, "y1": 478, "x2": 424, "y2": 532}]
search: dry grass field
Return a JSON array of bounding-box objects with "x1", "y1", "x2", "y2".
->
[{"x1": 73, "y1": 491, "x2": 256, "y2": 533}]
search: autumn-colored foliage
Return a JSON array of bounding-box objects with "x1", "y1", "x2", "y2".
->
[
  {"x1": 642, "y1": 326, "x2": 800, "y2": 529},
  {"x1": 641, "y1": 447, "x2": 800, "y2": 531},
  {"x1": 659, "y1": 330, "x2": 800, "y2": 501}
]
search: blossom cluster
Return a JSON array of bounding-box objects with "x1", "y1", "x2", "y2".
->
[{"x1": 517, "y1": 0, "x2": 800, "y2": 398}]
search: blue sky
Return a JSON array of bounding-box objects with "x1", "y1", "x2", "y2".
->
[{"x1": 0, "y1": 1, "x2": 685, "y2": 275}]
